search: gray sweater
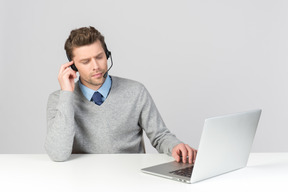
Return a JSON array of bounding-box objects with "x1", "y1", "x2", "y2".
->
[{"x1": 45, "y1": 76, "x2": 181, "y2": 161}]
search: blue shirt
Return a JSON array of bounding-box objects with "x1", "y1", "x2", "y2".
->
[{"x1": 79, "y1": 75, "x2": 112, "y2": 102}]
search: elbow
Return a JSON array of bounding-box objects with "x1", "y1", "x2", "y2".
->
[
  {"x1": 44, "y1": 144, "x2": 71, "y2": 162},
  {"x1": 46, "y1": 151, "x2": 71, "y2": 162},
  {"x1": 49, "y1": 154, "x2": 70, "y2": 162}
]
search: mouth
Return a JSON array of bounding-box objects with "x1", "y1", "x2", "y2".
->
[{"x1": 91, "y1": 72, "x2": 103, "y2": 78}]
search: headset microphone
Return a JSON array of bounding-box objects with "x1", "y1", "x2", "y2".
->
[{"x1": 103, "y1": 51, "x2": 113, "y2": 78}]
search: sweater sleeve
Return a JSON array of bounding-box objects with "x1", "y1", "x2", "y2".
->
[
  {"x1": 44, "y1": 90, "x2": 75, "y2": 162},
  {"x1": 138, "y1": 86, "x2": 182, "y2": 155}
]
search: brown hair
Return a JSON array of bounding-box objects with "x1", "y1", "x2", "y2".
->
[{"x1": 64, "y1": 26, "x2": 106, "y2": 60}]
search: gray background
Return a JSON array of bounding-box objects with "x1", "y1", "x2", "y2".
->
[{"x1": 0, "y1": 0, "x2": 287, "y2": 153}]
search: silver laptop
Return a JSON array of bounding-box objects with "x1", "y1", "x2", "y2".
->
[{"x1": 141, "y1": 109, "x2": 262, "y2": 183}]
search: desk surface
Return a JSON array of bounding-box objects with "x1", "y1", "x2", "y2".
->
[{"x1": 1, "y1": 153, "x2": 288, "y2": 192}]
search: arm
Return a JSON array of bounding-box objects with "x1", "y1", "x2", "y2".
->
[
  {"x1": 44, "y1": 61, "x2": 77, "y2": 161},
  {"x1": 45, "y1": 91, "x2": 75, "y2": 161},
  {"x1": 139, "y1": 86, "x2": 197, "y2": 163},
  {"x1": 138, "y1": 86, "x2": 181, "y2": 155}
]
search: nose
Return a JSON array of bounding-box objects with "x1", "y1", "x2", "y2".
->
[{"x1": 91, "y1": 58, "x2": 100, "y2": 70}]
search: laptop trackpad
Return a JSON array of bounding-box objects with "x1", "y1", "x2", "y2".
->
[{"x1": 142, "y1": 161, "x2": 194, "y2": 178}]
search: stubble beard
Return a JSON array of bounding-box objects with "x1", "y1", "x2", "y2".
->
[{"x1": 80, "y1": 76, "x2": 105, "y2": 90}]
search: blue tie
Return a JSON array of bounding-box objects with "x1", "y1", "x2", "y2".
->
[{"x1": 92, "y1": 92, "x2": 103, "y2": 105}]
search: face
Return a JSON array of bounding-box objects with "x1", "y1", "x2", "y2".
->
[{"x1": 72, "y1": 41, "x2": 108, "y2": 90}]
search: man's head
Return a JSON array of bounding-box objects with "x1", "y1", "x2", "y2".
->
[
  {"x1": 64, "y1": 26, "x2": 108, "y2": 61},
  {"x1": 64, "y1": 26, "x2": 109, "y2": 90}
]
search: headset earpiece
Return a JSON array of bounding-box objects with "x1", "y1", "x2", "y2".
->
[
  {"x1": 104, "y1": 43, "x2": 111, "y2": 59},
  {"x1": 66, "y1": 52, "x2": 78, "y2": 71}
]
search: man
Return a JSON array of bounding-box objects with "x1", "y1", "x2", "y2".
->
[{"x1": 45, "y1": 26, "x2": 197, "y2": 163}]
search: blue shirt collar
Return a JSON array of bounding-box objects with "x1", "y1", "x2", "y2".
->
[{"x1": 79, "y1": 75, "x2": 112, "y2": 101}]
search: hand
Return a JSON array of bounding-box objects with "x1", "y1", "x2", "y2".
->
[
  {"x1": 58, "y1": 61, "x2": 77, "y2": 91},
  {"x1": 172, "y1": 143, "x2": 197, "y2": 164}
]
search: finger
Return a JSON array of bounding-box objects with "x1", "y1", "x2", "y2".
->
[
  {"x1": 185, "y1": 144, "x2": 193, "y2": 164},
  {"x1": 64, "y1": 60, "x2": 74, "y2": 68},
  {"x1": 172, "y1": 151, "x2": 181, "y2": 163},
  {"x1": 172, "y1": 144, "x2": 184, "y2": 163},
  {"x1": 179, "y1": 145, "x2": 188, "y2": 163},
  {"x1": 68, "y1": 67, "x2": 77, "y2": 78},
  {"x1": 193, "y1": 149, "x2": 198, "y2": 163},
  {"x1": 59, "y1": 69, "x2": 76, "y2": 85},
  {"x1": 63, "y1": 67, "x2": 77, "y2": 79},
  {"x1": 59, "y1": 61, "x2": 74, "y2": 73}
]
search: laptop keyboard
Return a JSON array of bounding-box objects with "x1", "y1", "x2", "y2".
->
[{"x1": 169, "y1": 165, "x2": 194, "y2": 178}]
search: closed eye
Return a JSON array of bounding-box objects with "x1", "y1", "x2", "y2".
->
[
  {"x1": 81, "y1": 59, "x2": 90, "y2": 64},
  {"x1": 96, "y1": 54, "x2": 104, "y2": 60}
]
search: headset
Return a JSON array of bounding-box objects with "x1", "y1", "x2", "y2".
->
[{"x1": 66, "y1": 42, "x2": 113, "y2": 78}]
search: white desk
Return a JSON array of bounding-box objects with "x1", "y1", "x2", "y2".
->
[{"x1": 0, "y1": 153, "x2": 287, "y2": 192}]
